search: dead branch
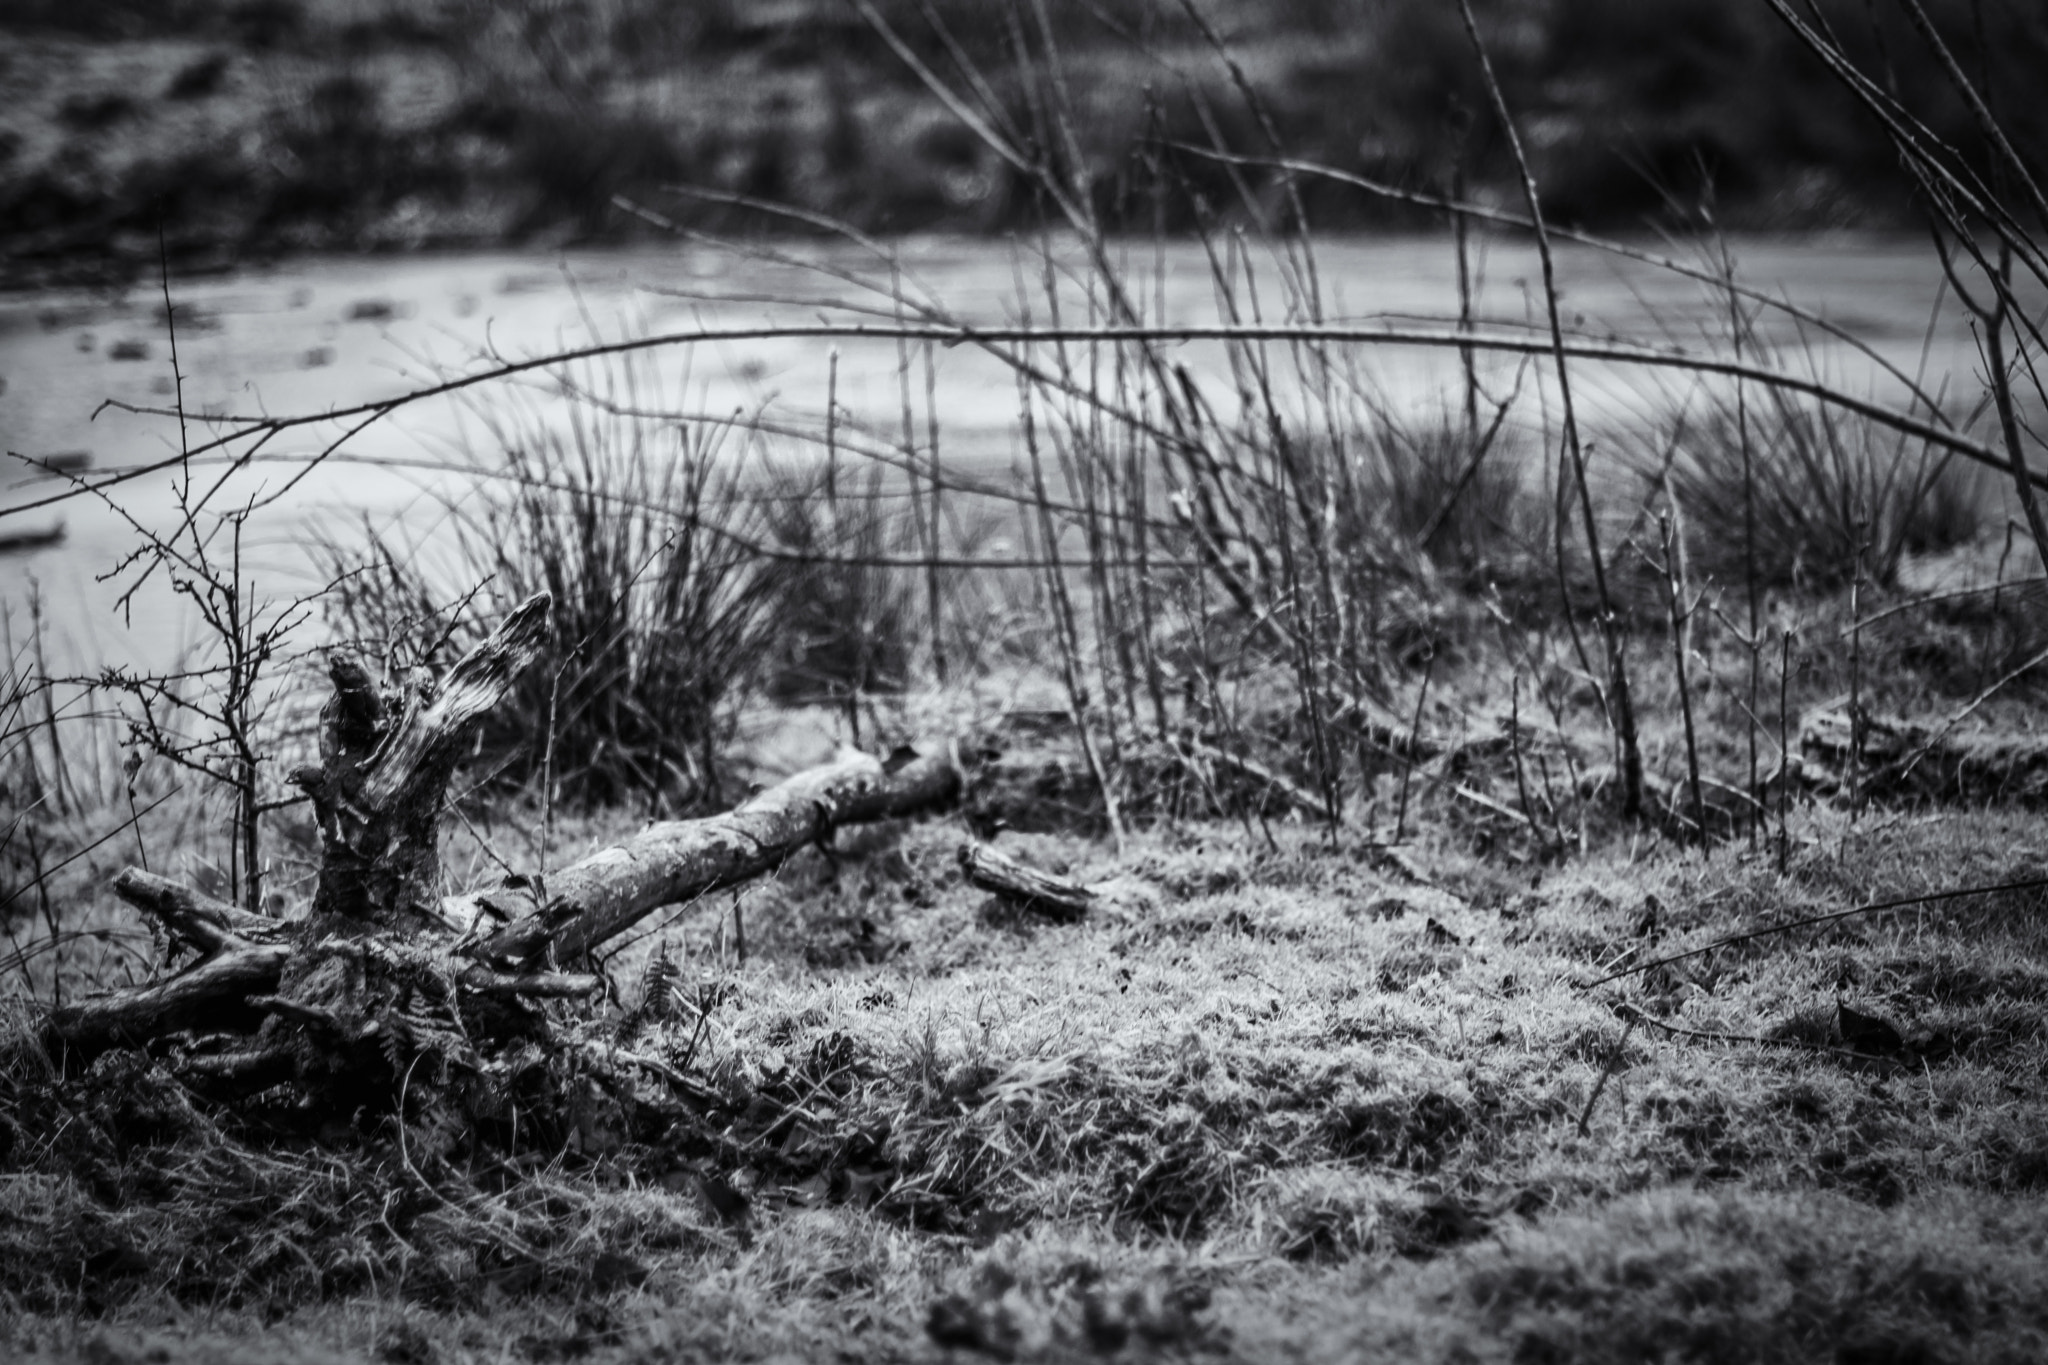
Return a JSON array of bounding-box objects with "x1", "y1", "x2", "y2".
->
[
  {"x1": 1177, "y1": 738, "x2": 1339, "y2": 824},
  {"x1": 114, "y1": 867, "x2": 285, "y2": 954},
  {"x1": 457, "y1": 742, "x2": 964, "y2": 968},
  {"x1": 46, "y1": 944, "x2": 290, "y2": 1057}
]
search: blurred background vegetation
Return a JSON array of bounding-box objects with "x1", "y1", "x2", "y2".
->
[{"x1": 4, "y1": 0, "x2": 2046, "y2": 282}]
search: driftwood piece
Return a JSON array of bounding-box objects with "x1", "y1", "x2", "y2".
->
[
  {"x1": 290, "y1": 593, "x2": 552, "y2": 930},
  {"x1": 458, "y1": 743, "x2": 964, "y2": 968},
  {"x1": 958, "y1": 842, "x2": 1100, "y2": 922},
  {"x1": 1799, "y1": 706, "x2": 2048, "y2": 805}
]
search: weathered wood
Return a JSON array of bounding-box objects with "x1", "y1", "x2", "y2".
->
[
  {"x1": 457, "y1": 742, "x2": 964, "y2": 968},
  {"x1": 958, "y1": 841, "x2": 1100, "y2": 921},
  {"x1": 45, "y1": 945, "x2": 290, "y2": 1057},
  {"x1": 53, "y1": 741, "x2": 958, "y2": 1066},
  {"x1": 114, "y1": 868, "x2": 285, "y2": 954},
  {"x1": 49, "y1": 585, "x2": 969, "y2": 1110},
  {"x1": 290, "y1": 592, "x2": 551, "y2": 930}
]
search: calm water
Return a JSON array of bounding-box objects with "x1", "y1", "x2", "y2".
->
[{"x1": 0, "y1": 232, "x2": 1998, "y2": 670}]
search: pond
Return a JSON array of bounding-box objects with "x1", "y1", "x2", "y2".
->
[{"x1": 0, "y1": 231, "x2": 2005, "y2": 671}]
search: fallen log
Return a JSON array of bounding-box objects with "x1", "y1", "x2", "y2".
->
[
  {"x1": 47, "y1": 944, "x2": 291, "y2": 1057},
  {"x1": 114, "y1": 868, "x2": 287, "y2": 953},
  {"x1": 456, "y1": 742, "x2": 965, "y2": 968}
]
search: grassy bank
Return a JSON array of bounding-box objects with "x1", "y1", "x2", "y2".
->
[{"x1": 8, "y1": 805, "x2": 2048, "y2": 1361}]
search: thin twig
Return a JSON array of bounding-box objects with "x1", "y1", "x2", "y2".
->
[
  {"x1": 1616, "y1": 1002, "x2": 1882, "y2": 1065},
  {"x1": 1576, "y1": 1013, "x2": 1638, "y2": 1137},
  {"x1": 20, "y1": 320, "x2": 2031, "y2": 530},
  {"x1": 1457, "y1": 0, "x2": 1641, "y2": 818},
  {"x1": 1580, "y1": 875, "x2": 2048, "y2": 990}
]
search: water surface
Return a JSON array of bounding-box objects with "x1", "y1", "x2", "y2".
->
[{"x1": 0, "y1": 232, "x2": 1998, "y2": 670}]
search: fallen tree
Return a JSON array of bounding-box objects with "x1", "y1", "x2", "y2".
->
[{"x1": 41, "y1": 593, "x2": 966, "y2": 1109}]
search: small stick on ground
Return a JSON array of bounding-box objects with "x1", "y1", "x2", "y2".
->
[
  {"x1": 1580, "y1": 873, "x2": 2048, "y2": 991},
  {"x1": 1577, "y1": 1012, "x2": 1639, "y2": 1137},
  {"x1": 1615, "y1": 1002, "x2": 1883, "y2": 1064},
  {"x1": 959, "y1": 842, "x2": 1101, "y2": 922},
  {"x1": 1395, "y1": 650, "x2": 1437, "y2": 843}
]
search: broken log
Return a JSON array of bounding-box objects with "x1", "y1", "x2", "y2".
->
[
  {"x1": 44, "y1": 598, "x2": 555, "y2": 1061},
  {"x1": 40, "y1": 585, "x2": 964, "y2": 1107},
  {"x1": 958, "y1": 842, "x2": 1100, "y2": 922},
  {"x1": 456, "y1": 742, "x2": 965, "y2": 968},
  {"x1": 114, "y1": 868, "x2": 286, "y2": 954},
  {"x1": 49, "y1": 742, "x2": 963, "y2": 1062}
]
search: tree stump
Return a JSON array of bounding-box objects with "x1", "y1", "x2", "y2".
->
[{"x1": 291, "y1": 592, "x2": 552, "y2": 931}]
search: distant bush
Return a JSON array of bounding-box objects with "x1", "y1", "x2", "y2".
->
[
  {"x1": 1663, "y1": 396, "x2": 1986, "y2": 592},
  {"x1": 320, "y1": 369, "x2": 932, "y2": 812},
  {"x1": 494, "y1": 101, "x2": 692, "y2": 238},
  {"x1": 756, "y1": 465, "x2": 919, "y2": 708},
  {"x1": 1356, "y1": 408, "x2": 1545, "y2": 590}
]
